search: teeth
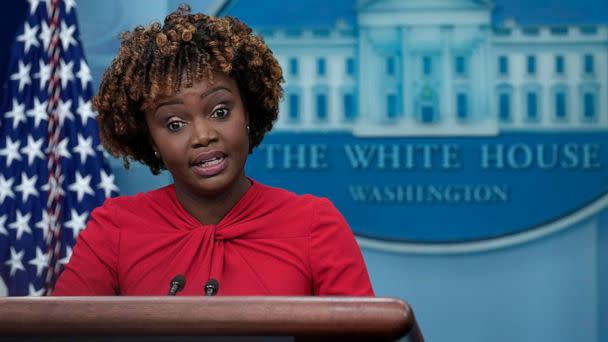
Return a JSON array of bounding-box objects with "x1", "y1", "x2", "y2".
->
[{"x1": 199, "y1": 156, "x2": 223, "y2": 167}]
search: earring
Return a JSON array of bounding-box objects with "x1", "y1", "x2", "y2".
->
[
  {"x1": 246, "y1": 125, "x2": 250, "y2": 131},
  {"x1": 154, "y1": 151, "x2": 159, "y2": 158}
]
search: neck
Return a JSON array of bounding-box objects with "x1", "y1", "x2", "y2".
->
[{"x1": 174, "y1": 175, "x2": 251, "y2": 226}]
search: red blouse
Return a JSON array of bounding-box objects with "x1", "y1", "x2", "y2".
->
[{"x1": 53, "y1": 180, "x2": 374, "y2": 296}]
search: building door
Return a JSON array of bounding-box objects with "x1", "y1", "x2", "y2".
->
[
  {"x1": 417, "y1": 84, "x2": 438, "y2": 124},
  {"x1": 421, "y1": 105, "x2": 434, "y2": 123}
]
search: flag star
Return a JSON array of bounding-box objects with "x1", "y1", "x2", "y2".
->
[
  {"x1": 68, "y1": 172, "x2": 94, "y2": 202},
  {"x1": 58, "y1": 137, "x2": 71, "y2": 158},
  {"x1": 39, "y1": 20, "x2": 51, "y2": 50},
  {"x1": 76, "y1": 60, "x2": 92, "y2": 89},
  {"x1": 59, "y1": 246, "x2": 73, "y2": 266},
  {"x1": 65, "y1": 209, "x2": 88, "y2": 239},
  {"x1": 59, "y1": 21, "x2": 77, "y2": 51},
  {"x1": 42, "y1": 174, "x2": 65, "y2": 198},
  {"x1": 15, "y1": 172, "x2": 39, "y2": 202},
  {"x1": 5, "y1": 99, "x2": 27, "y2": 130},
  {"x1": 51, "y1": 137, "x2": 71, "y2": 159},
  {"x1": 0, "y1": 175, "x2": 16, "y2": 203},
  {"x1": 5, "y1": 247, "x2": 26, "y2": 277},
  {"x1": 16, "y1": 22, "x2": 39, "y2": 53},
  {"x1": 64, "y1": 0, "x2": 76, "y2": 14},
  {"x1": 98, "y1": 170, "x2": 119, "y2": 198},
  {"x1": 57, "y1": 98, "x2": 75, "y2": 126},
  {"x1": 26, "y1": 97, "x2": 48, "y2": 128},
  {"x1": 27, "y1": 0, "x2": 42, "y2": 15},
  {"x1": 9, "y1": 210, "x2": 32, "y2": 240},
  {"x1": 59, "y1": 59, "x2": 74, "y2": 89},
  {"x1": 10, "y1": 60, "x2": 32, "y2": 92},
  {"x1": 35, "y1": 210, "x2": 50, "y2": 238},
  {"x1": 20, "y1": 135, "x2": 45, "y2": 166},
  {"x1": 29, "y1": 283, "x2": 45, "y2": 296},
  {"x1": 28, "y1": 247, "x2": 49, "y2": 277},
  {"x1": 77, "y1": 98, "x2": 96, "y2": 123},
  {"x1": 73, "y1": 134, "x2": 95, "y2": 164},
  {"x1": 0, "y1": 215, "x2": 8, "y2": 236},
  {"x1": 0, "y1": 137, "x2": 22, "y2": 167},
  {"x1": 34, "y1": 60, "x2": 51, "y2": 89}
]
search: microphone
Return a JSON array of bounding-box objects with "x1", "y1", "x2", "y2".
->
[
  {"x1": 204, "y1": 278, "x2": 219, "y2": 296},
  {"x1": 167, "y1": 275, "x2": 186, "y2": 296}
]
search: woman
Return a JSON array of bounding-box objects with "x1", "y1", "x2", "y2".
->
[{"x1": 53, "y1": 4, "x2": 373, "y2": 296}]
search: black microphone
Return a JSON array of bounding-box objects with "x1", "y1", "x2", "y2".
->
[
  {"x1": 167, "y1": 275, "x2": 186, "y2": 296},
  {"x1": 204, "y1": 278, "x2": 219, "y2": 296}
]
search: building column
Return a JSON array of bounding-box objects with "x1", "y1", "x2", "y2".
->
[
  {"x1": 301, "y1": 57, "x2": 314, "y2": 128},
  {"x1": 330, "y1": 64, "x2": 341, "y2": 128},
  {"x1": 358, "y1": 27, "x2": 374, "y2": 124},
  {"x1": 401, "y1": 26, "x2": 412, "y2": 124},
  {"x1": 472, "y1": 41, "x2": 483, "y2": 122},
  {"x1": 441, "y1": 26, "x2": 454, "y2": 124},
  {"x1": 480, "y1": 27, "x2": 491, "y2": 122}
]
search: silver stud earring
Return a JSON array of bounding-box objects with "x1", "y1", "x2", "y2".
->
[
  {"x1": 154, "y1": 151, "x2": 159, "y2": 158},
  {"x1": 246, "y1": 125, "x2": 250, "y2": 131}
]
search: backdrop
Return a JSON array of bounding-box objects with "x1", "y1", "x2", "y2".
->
[{"x1": 1, "y1": 1, "x2": 606, "y2": 341}]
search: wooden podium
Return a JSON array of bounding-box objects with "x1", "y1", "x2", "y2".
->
[{"x1": 0, "y1": 297, "x2": 423, "y2": 341}]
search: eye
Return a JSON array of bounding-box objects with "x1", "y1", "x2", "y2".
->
[
  {"x1": 210, "y1": 107, "x2": 230, "y2": 120},
  {"x1": 166, "y1": 119, "x2": 186, "y2": 132}
]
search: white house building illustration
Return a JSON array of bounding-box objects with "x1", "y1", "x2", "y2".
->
[{"x1": 223, "y1": 0, "x2": 608, "y2": 136}]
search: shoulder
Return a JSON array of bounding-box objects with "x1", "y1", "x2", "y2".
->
[
  {"x1": 89, "y1": 185, "x2": 174, "y2": 223},
  {"x1": 252, "y1": 181, "x2": 343, "y2": 228},
  {"x1": 254, "y1": 181, "x2": 333, "y2": 211},
  {"x1": 104, "y1": 184, "x2": 172, "y2": 206}
]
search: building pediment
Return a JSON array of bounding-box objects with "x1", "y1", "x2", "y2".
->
[
  {"x1": 356, "y1": 0, "x2": 492, "y2": 28},
  {"x1": 357, "y1": 0, "x2": 493, "y2": 12}
]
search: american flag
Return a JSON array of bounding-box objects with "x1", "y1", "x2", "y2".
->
[{"x1": 0, "y1": 0, "x2": 118, "y2": 296}]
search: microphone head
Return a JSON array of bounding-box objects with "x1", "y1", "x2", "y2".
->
[
  {"x1": 170, "y1": 274, "x2": 186, "y2": 291},
  {"x1": 204, "y1": 278, "x2": 219, "y2": 296}
]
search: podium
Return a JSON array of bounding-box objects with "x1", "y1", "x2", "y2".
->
[{"x1": 0, "y1": 297, "x2": 423, "y2": 341}]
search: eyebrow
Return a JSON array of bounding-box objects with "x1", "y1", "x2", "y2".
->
[{"x1": 154, "y1": 86, "x2": 232, "y2": 112}]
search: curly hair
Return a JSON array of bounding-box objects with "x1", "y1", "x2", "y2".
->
[{"x1": 93, "y1": 4, "x2": 284, "y2": 174}]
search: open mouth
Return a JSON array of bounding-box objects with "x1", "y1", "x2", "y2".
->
[
  {"x1": 197, "y1": 156, "x2": 225, "y2": 168},
  {"x1": 192, "y1": 153, "x2": 228, "y2": 177}
]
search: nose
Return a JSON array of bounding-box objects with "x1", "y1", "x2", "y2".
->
[{"x1": 190, "y1": 118, "x2": 218, "y2": 147}]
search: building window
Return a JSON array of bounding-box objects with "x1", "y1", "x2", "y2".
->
[
  {"x1": 457, "y1": 93, "x2": 467, "y2": 120},
  {"x1": 289, "y1": 58, "x2": 298, "y2": 76},
  {"x1": 387, "y1": 94, "x2": 398, "y2": 119},
  {"x1": 584, "y1": 54, "x2": 594, "y2": 74},
  {"x1": 316, "y1": 94, "x2": 327, "y2": 121},
  {"x1": 526, "y1": 55, "x2": 536, "y2": 75},
  {"x1": 555, "y1": 55, "x2": 564, "y2": 75},
  {"x1": 423, "y1": 56, "x2": 432, "y2": 76},
  {"x1": 498, "y1": 56, "x2": 508, "y2": 76},
  {"x1": 455, "y1": 56, "x2": 466, "y2": 76},
  {"x1": 526, "y1": 92, "x2": 538, "y2": 120},
  {"x1": 346, "y1": 57, "x2": 355, "y2": 76},
  {"x1": 317, "y1": 58, "x2": 326, "y2": 76},
  {"x1": 343, "y1": 93, "x2": 356, "y2": 121},
  {"x1": 555, "y1": 92, "x2": 566, "y2": 119},
  {"x1": 499, "y1": 93, "x2": 511, "y2": 122},
  {"x1": 386, "y1": 57, "x2": 395, "y2": 76},
  {"x1": 288, "y1": 94, "x2": 299, "y2": 121},
  {"x1": 584, "y1": 92, "x2": 596, "y2": 119}
]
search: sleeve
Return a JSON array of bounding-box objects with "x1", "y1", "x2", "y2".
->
[
  {"x1": 52, "y1": 199, "x2": 120, "y2": 296},
  {"x1": 309, "y1": 198, "x2": 374, "y2": 296}
]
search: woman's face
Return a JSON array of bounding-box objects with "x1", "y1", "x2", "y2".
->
[{"x1": 145, "y1": 72, "x2": 249, "y2": 197}]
